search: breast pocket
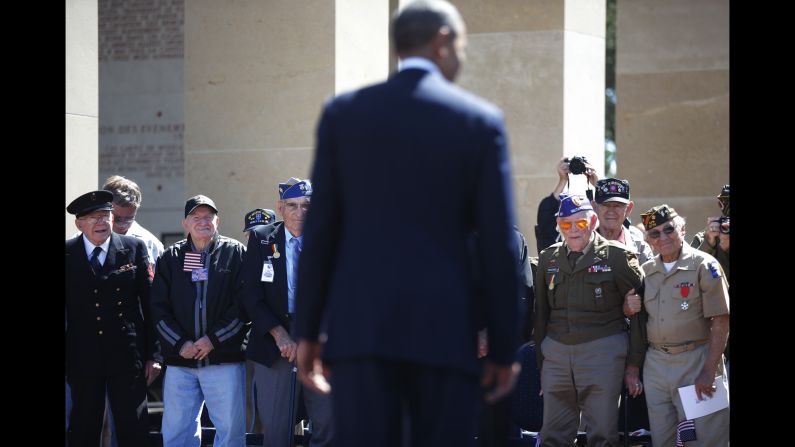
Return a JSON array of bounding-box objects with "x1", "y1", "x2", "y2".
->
[
  {"x1": 670, "y1": 273, "x2": 701, "y2": 318},
  {"x1": 584, "y1": 272, "x2": 618, "y2": 312}
]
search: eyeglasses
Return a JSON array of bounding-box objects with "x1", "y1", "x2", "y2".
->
[
  {"x1": 646, "y1": 225, "x2": 676, "y2": 239},
  {"x1": 283, "y1": 201, "x2": 310, "y2": 212},
  {"x1": 79, "y1": 215, "x2": 111, "y2": 225},
  {"x1": 112, "y1": 214, "x2": 136, "y2": 223},
  {"x1": 558, "y1": 219, "x2": 589, "y2": 231}
]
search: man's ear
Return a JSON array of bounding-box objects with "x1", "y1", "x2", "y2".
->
[
  {"x1": 626, "y1": 201, "x2": 635, "y2": 214},
  {"x1": 431, "y1": 26, "x2": 453, "y2": 58}
]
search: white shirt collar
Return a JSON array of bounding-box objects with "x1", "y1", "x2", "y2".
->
[
  {"x1": 83, "y1": 234, "x2": 111, "y2": 257},
  {"x1": 398, "y1": 57, "x2": 441, "y2": 76}
]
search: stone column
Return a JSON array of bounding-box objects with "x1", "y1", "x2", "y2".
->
[
  {"x1": 66, "y1": 0, "x2": 99, "y2": 237},
  {"x1": 616, "y1": 0, "x2": 729, "y2": 231},
  {"x1": 454, "y1": 0, "x2": 606, "y2": 255},
  {"x1": 184, "y1": 0, "x2": 390, "y2": 241}
]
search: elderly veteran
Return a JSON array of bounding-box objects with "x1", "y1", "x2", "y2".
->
[
  {"x1": 628, "y1": 205, "x2": 729, "y2": 447},
  {"x1": 65, "y1": 190, "x2": 158, "y2": 447},
  {"x1": 534, "y1": 192, "x2": 644, "y2": 447},
  {"x1": 150, "y1": 194, "x2": 248, "y2": 447},
  {"x1": 241, "y1": 178, "x2": 333, "y2": 447},
  {"x1": 594, "y1": 178, "x2": 654, "y2": 320}
]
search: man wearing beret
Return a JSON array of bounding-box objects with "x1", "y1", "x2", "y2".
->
[
  {"x1": 65, "y1": 190, "x2": 159, "y2": 446},
  {"x1": 241, "y1": 178, "x2": 333, "y2": 447},
  {"x1": 533, "y1": 193, "x2": 644, "y2": 446},
  {"x1": 628, "y1": 205, "x2": 729, "y2": 447},
  {"x1": 150, "y1": 195, "x2": 248, "y2": 446}
]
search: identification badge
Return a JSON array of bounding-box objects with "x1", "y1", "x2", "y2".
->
[
  {"x1": 261, "y1": 260, "x2": 275, "y2": 283},
  {"x1": 191, "y1": 268, "x2": 209, "y2": 282}
]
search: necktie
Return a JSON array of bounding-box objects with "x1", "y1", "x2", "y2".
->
[
  {"x1": 568, "y1": 251, "x2": 582, "y2": 269},
  {"x1": 90, "y1": 246, "x2": 103, "y2": 275},
  {"x1": 288, "y1": 237, "x2": 302, "y2": 313}
]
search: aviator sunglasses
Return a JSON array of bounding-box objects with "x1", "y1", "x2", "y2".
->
[{"x1": 559, "y1": 219, "x2": 589, "y2": 231}]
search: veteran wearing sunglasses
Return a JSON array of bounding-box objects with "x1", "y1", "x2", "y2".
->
[
  {"x1": 533, "y1": 192, "x2": 644, "y2": 446},
  {"x1": 625, "y1": 205, "x2": 729, "y2": 447}
]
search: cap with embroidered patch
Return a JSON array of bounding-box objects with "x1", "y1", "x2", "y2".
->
[{"x1": 640, "y1": 204, "x2": 679, "y2": 230}]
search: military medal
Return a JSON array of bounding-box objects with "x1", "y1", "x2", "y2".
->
[
  {"x1": 272, "y1": 243, "x2": 281, "y2": 259},
  {"x1": 594, "y1": 287, "x2": 603, "y2": 299},
  {"x1": 678, "y1": 282, "x2": 690, "y2": 309}
]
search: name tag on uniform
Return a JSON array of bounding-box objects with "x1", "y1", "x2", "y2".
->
[
  {"x1": 261, "y1": 260, "x2": 275, "y2": 283},
  {"x1": 191, "y1": 268, "x2": 209, "y2": 282}
]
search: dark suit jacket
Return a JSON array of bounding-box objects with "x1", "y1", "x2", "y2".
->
[
  {"x1": 294, "y1": 67, "x2": 520, "y2": 375},
  {"x1": 65, "y1": 233, "x2": 156, "y2": 377},
  {"x1": 241, "y1": 222, "x2": 293, "y2": 367}
]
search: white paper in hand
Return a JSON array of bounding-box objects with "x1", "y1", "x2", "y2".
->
[{"x1": 677, "y1": 375, "x2": 729, "y2": 420}]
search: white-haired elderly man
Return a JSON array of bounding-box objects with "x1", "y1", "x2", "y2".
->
[
  {"x1": 626, "y1": 205, "x2": 729, "y2": 447},
  {"x1": 534, "y1": 193, "x2": 644, "y2": 446}
]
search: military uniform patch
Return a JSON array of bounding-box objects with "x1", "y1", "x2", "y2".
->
[{"x1": 708, "y1": 261, "x2": 721, "y2": 278}]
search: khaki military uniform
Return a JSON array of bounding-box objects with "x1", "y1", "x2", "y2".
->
[
  {"x1": 534, "y1": 232, "x2": 644, "y2": 447},
  {"x1": 634, "y1": 242, "x2": 729, "y2": 447}
]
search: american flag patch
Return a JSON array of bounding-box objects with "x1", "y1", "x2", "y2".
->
[
  {"x1": 676, "y1": 419, "x2": 697, "y2": 446},
  {"x1": 183, "y1": 251, "x2": 206, "y2": 272}
]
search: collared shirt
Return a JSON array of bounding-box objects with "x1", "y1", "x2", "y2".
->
[
  {"x1": 640, "y1": 242, "x2": 729, "y2": 345},
  {"x1": 82, "y1": 235, "x2": 111, "y2": 266},
  {"x1": 398, "y1": 56, "x2": 441, "y2": 76},
  {"x1": 127, "y1": 220, "x2": 165, "y2": 266},
  {"x1": 285, "y1": 229, "x2": 303, "y2": 313}
]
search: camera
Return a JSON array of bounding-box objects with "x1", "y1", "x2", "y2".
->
[
  {"x1": 719, "y1": 216, "x2": 730, "y2": 235},
  {"x1": 565, "y1": 156, "x2": 588, "y2": 175}
]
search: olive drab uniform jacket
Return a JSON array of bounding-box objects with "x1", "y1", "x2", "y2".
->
[{"x1": 534, "y1": 232, "x2": 644, "y2": 369}]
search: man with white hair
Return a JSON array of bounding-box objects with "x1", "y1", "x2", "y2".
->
[
  {"x1": 628, "y1": 205, "x2": 729, "y2": 447},
  {"x1": 534, "y1": 192, "x2": 644, "y2": 446}
]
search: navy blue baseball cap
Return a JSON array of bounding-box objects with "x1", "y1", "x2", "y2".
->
[
  {"x1": 243, "y1": 208, "x2": 276, "y2": 231},
  {"x1": 595, "y1": 178, "x2": 630, "y2": 204}
]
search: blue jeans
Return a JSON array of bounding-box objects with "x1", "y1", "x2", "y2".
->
[{"x1": 162, "y1": 364, "x2": 246, "y2": 447}]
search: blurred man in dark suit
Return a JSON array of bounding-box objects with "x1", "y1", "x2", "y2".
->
[{"x1": 293, "y1": 1, "x2": 521, "y2": 445}]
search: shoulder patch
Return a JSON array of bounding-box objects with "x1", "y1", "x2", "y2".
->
[{"x1": 708, "y1": 260, "x2": 722, "y2": 278}]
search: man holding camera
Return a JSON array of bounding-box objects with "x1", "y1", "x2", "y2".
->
[
  {"x1": 690, "y1": 185, "x2": 729, "y2": 280},
  {"x1": 535, "y1": 156, "x2": 599, "y2": 251}
]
